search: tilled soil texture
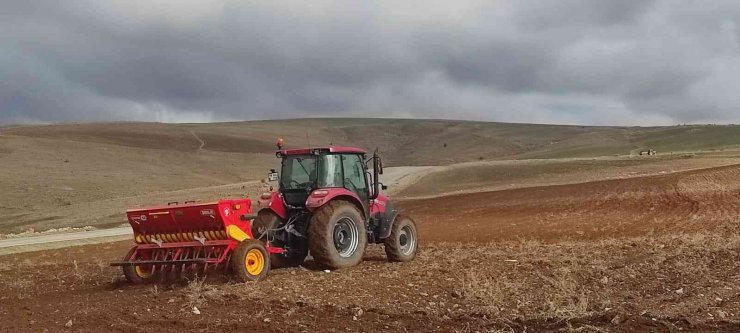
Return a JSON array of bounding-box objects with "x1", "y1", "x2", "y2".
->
[
  {"x1": 1, "y1": 165, "x2": 740, "y2": 332},
  {"x1": 1, "y1": 235, "x2": 739, "y2": 332},
  {"x1": 402, "y1": 163, "x2": 740, "y2": 243},
  {"x1": 397, "y1": 153, "x2": 740, "y2": 199}
]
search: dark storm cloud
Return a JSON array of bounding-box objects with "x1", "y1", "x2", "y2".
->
[{"x1": 1, "y1": 0, "x2": 739, "y2": 125}]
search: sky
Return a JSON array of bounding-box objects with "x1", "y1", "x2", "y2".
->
[{"x1": 2, "y1": 0, "x2": 740, "y2": 126}]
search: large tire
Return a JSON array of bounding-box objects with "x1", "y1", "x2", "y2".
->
[
  {"x1": 122, "y1": 247, "x2": 158, "y2": 284},
  {"x1": 230, "y1": 239, "x2": 270, "y2": 282},
  {"x1": 252, "y1": 210, "x2": 307, "y2": 268},
  {"x1": 251, "y1": 209, "x2": 281, "y2": 241},
  {"x1": 384, "y1": 215, "x2": 418, "y2": 262},
  {"x1": 308, "y1": 200, "x2": 367, "y2": 269}
]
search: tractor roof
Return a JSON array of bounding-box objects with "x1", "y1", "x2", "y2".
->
[{"x1": 279, "y1": 146, "x2": 367, "y2": 156}]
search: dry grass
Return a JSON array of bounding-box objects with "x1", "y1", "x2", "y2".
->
[
  {"x1": 460, "y1": 261, "x2": 591, "y2": 320},
  {"x1": 445, "y1": 218, "x2": 740, "y2": 324},
  {"x1": 183, "y1": 276, "x2": 232, "y2": 309},
  {"x1": 0, "y1": 223, "x2": 738, "y2": 331},
  {"x1": 0, "y1": 214, "x2": 738, "y2": 331},
  {"x1": 184, "y1": 278, "x2": 208, "y2": 308}
]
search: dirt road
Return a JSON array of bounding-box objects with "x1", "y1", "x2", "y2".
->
[
  {"x1": 0, "y1": 166, "x2": 431, "y2": 254},
  {"x1": 189, "y1": 130, "x2": 206, "y2": 151}
]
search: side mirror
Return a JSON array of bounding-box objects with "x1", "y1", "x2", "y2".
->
[{"x1": 381, "y1": 184, "x2": 388, "y2": 191}]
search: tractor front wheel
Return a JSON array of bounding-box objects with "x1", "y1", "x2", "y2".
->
[
  {"x1": 384, "y1": 215, "x2": 418, "y2": 262},
  {"x1": 308, "y1": 200, "x2": 367, "y2": 269},
  {"x1": 230, "y1": 239, "x2": 270, "y2": 282},
  {"x1": 122, "y1": 247, "x2": 158, "y2": 284}
]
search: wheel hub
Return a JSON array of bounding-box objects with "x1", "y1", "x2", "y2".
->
[
  {"x1": 245, "y1": 249, "x2": 265, "y2": 276},
  {"x1": 399, "y1": 225, "x2": 416, "y2": 256},
  {"x1": 333, "y1": 217, "x2": 359, "y2": 258},
  {"x1": 135, "y1": 265, "x2": 153, "y2": 279}
]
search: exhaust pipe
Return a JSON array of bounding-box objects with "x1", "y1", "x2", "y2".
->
[{"x1": 372, "y1": 150, "x2": 382, "y2": 199}]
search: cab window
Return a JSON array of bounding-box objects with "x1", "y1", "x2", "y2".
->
[
  {"x1": 281, "y1": 155, "x2": 317, "y2": 190},
  {"x1": 341, "y1": 154, "x2": 367, "y2": 194},
  {"x1": 318, "y1": 154, "x2": 343, "y2": 188}
]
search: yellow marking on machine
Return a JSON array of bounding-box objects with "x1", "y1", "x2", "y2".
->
[{"x1": 226, "y1": 225, "x2": 251, "y2": 242}]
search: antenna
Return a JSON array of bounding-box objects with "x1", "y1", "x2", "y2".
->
[{"x1": 306, "y1": 132, "x2": 312, "y2": 150}]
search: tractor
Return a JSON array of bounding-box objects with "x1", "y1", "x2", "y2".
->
[
  {"x1": 111, "y1": 145, "x2": 418, "y2": 283},
  {"x1": 253, "y1": 145, "x2": 418, "y2": 270}
]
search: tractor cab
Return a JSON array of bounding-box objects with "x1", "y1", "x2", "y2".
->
[
  {"x1": 270, "y1": 146, "x2": 381, "y2": 214},
  {"x1": 255, "y1": 144, "x2": 417, "y2": 271}
]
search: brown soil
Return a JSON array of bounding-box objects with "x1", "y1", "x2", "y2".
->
[
  {"x1": 401, "y1": 163, "x2": 740, "y2": 243},
  {"x1": 2, "y1": 165, "x2": 740, "y2": 332},
  {"x1": 399, "y1": 154, "x2": 740, "y2": 199}
]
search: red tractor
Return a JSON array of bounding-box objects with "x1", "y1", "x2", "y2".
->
[
  {"x1": 254, "y1": 146, "x2": 418, "y2": 270},
  {"x1": 111, "y1": 145, "x2": 418, "y2": 282}
]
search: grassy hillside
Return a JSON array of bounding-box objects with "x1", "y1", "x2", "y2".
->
[
  {"x1": 6, "y1": 120, "x2": 740, "y2": 164},
  {"x1": 2, "y1": 119, "x2": 740, "y2": 233}
]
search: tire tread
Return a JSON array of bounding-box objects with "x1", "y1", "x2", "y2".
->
[
  {"x1": 384, "y1": 215, "x2": 418, "y2": 262},
  {"x1": 308, "y1": 200, "x2": 366, "y2": 269}
]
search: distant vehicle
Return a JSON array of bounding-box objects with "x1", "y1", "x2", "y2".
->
[{"x1": 639, "y1": 149, "x2": 657, "y2": 156}]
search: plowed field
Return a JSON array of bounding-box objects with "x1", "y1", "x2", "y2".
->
[{"x1": 2, "y1": 165, "x2": 740, "y2": 332}]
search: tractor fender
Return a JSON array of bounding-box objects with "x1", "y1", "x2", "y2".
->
[
  {"x1": 257, "y1": 192, "x2": 287, "y2": 219},
  {"x1": 377, "y1": 201, "x2": 399, "y2": 240},
  {"x1": 306, "y1": 188, "x2": 365, "y2": 217},
  {"x1": 371, "y1": 194, "x2": 400, "y2": 240}
]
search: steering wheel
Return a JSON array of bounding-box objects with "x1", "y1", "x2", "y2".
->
[{"x1": 289, "y1": 179, "x2": 301, "y2": 188}]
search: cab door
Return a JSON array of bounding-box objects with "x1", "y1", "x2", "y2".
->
[{"x1": 341, "y1": 154, "x2": 370, "y2": 216}]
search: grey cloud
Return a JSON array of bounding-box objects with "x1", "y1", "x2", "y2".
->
[
  {"x1": 1, "y1": 0, "x2": 740, "y2": 126},
  {"x1": 514, "y1": 0, "x2": 656, "y2": 30},
  {"x1": 439, "y1": 39, "x2": 553, "y2": 92}
]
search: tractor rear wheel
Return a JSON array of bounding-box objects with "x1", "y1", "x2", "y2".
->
[
  {"x1": 308, "y1": 200, "x2": 367, "y2": 269},
  {"x1": 384, "y1": 215, "x2": 418, "y2": 262},
  {"x1": 122, "y1": 247, "x2": 158, "y2": 284},
  {"x1": 251, "y1": 209, "x2": 281, "y2": 241},
  {"x1": 230, "y1": 239, "x2": 270, "y2": 282},
  {"x1": 252, "y1": 210, "x2": 307, "y2": 268}
]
